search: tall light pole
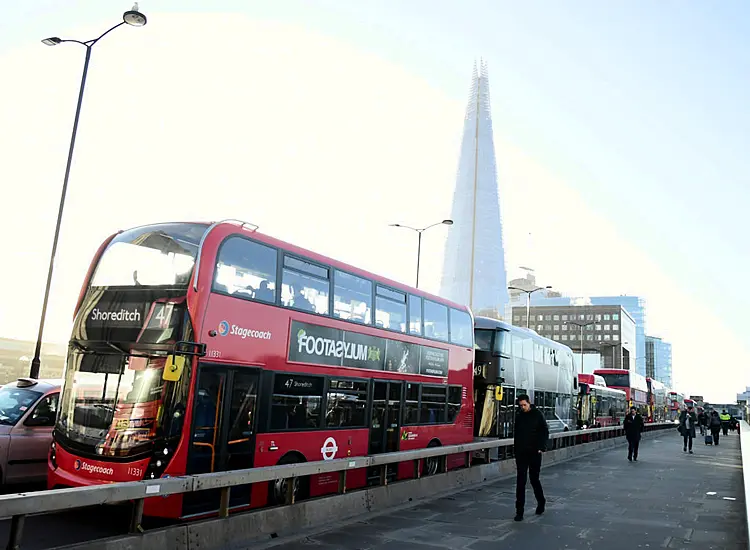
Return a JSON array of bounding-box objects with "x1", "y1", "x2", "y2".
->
[
  {"x1": 565, "y1": 319, "x2": 596, "y2": 371},
  {"x1": 508, "y1": 285, "x2": 552, "y2": 328},
  {"x1": 30, "y1": 5, "x2": 147, "y2": 379},
  {"x1": 389, "y1": 219, "x2": 453, "y2": 288}
]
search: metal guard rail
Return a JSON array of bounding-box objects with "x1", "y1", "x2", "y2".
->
[{"x1": 0, "y1": 422, "x2": 673, "y2": 549}]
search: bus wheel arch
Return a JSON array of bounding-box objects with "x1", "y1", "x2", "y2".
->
[
  {"x1": 423, "y1": 439, "x2": 442, "y2": 477},
  {"x1": 269, "y1": 451, "x2": 309, "y2": 505}
]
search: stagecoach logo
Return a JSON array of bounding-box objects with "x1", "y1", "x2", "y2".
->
[
  {"x1": 218, "y1": 320, "x2": 272, "y2": 341},
  {"x1": 321, "y1": 437, "x2": 339, "y2": 461},
  {"x1": 74, "y1": 459, "x2": 114, "y2": 476}
]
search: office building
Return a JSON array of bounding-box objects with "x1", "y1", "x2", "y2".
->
[
  {"x1": 513, "y1": 304, "x2": 636, "y2": 374},
  {"x1": 508, "y1": 293, "x2": 648, "y2": 377}
]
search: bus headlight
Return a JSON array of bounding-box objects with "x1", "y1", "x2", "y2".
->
[
  {"x1": 145, "y1": 445, "x2": 171, "y2": 479},
  {"x1": 49, "y1": 442, "x2": 57, "y2": 470}
]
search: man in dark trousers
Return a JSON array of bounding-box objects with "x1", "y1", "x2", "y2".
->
[
  {"x1": 623, "y1": 406, "x2": 644, "y2": 461},
  {"x1": 513, "y1": 394, "x2": 549, "y2": 521}
]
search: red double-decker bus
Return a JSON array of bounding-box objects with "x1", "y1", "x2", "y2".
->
[
  {"x1": 49, "y1": 221, "x2": 475, "y2": 519},
  {"x1": 576, "y1": 374, "x2": 627, "y2": 428},
  {"x1": 593, "y1": 369, "x2": 649, "y2": 418}
]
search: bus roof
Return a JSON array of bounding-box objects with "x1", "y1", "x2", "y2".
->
[
  {"x1": 474, "y1": 316, "x2": 574, "y2": 353},
  {"x1": 108, "y1": 220, "x2": 471, "y2": 312}
]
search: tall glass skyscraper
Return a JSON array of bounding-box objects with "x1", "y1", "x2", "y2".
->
[
  {"x1": 646, "y1": 335, "x2": 673, "y2": 387},
  {"x1": 439, "y1": 61, "x2": 509, "y2": 317}
]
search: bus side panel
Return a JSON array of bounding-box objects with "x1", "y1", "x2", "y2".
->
[{"x1": 253, "y1": 429, "x2": 370, "y2": 498}]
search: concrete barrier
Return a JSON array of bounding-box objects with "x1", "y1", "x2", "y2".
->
[{"x1": 53, "y1": 427, "x2": 667, "y2": 550}]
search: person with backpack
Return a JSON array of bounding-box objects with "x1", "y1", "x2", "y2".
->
[{"x1": 709, "y1": 410, "x2": 722, "y2": 445}]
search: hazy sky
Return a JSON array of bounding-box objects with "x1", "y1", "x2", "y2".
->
[{"x1": 1, "y1": 1, "x2": 748, "y2": 402}]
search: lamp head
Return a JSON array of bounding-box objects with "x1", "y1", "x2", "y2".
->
[
  {"x1": 41, "y1": 37, "x2": 62, "y2": 46},
  {"x1": 442, "y1": 219, "x2": 453, "y2": 225},
  {"x1": 123, "y1": 3, "x2": 147, "y2": 27}
]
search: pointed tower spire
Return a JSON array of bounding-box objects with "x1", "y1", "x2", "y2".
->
[{"x1": 439, "y1": 62, "x2": 509, "y2": 318}]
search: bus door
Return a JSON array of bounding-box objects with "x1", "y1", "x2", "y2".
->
[
  {"x1": 184, "y1": 363, "x2": 260, "y2": 515},
  {"x1": 367, "y1": 380, "x2": 402, "y2": 484}
]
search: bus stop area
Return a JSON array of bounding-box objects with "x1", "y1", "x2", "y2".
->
[{"x1": 258, "y1": 430, "x2": 747, "y2": 550}]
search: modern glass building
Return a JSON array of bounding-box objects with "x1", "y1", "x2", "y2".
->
[
  {"x1": 646, "y1": 335, "x2": 672, "y2": 387},
  {"x1": 439, "y1": 61, "x2": 509, "y2": 318}
]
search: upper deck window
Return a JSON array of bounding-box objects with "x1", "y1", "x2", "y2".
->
[
  {"x1": 333, "y1": 271, "x2": 372, "y2": 324},
  {"x1": 449, "y1": 308, "x2": 473, "y2": 347},
  {"x1": 409, "y1": 295, "x2": 422, "y2": 335},
  {"x1": 91, "y1": 223, "x2": 209, "y2": 287},
  {"x1": 423, "y1": 300, "x2": 448, "y2": 342},
  {"x1": 281, "y1": 255, "x2": 330, "y2": 315},
  {"x1": 375, "y1": 285, "x2": 406, "y2": 333},
  {"x1": 214, "y1": 236, "x2": 278, "y2": 303}
]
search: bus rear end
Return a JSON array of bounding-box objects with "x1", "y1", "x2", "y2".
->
[{"x1": 49, "y1": 223, "x2": 210, "y2": 518}]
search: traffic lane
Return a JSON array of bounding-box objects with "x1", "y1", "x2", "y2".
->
[
  {"x1": 255, "y1": 431, "x2": 746, "y2": 549},
  {"x1": 0, "y1": 504, "x2": 131, "y2": 549}
]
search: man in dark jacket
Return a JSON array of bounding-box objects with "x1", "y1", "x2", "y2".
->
[
  {"x1": 623, "y1": 407, "x2": 644, "y2": 461},
  {"x1": 513, "y1": 394, "x2": 549, "y2": 521},
  {"x1": 679, "y1": 405, "x2": 698, "y2": 453}
]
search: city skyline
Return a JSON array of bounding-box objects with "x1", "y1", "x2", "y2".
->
[
  {"x1": 439, "y1": 61, "x2": 509, "y2": 317},
  {"x1": 0, "y1": 3, "x2": 747, "y2": 402}
]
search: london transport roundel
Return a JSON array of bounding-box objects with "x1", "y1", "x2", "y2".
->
[{"x1": 320, "y1": 437, "x2": 339, "y2": 460}]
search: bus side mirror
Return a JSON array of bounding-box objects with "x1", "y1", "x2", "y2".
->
[{"x1": 163, "y1": 355, "x2": 186, "y2": 381}]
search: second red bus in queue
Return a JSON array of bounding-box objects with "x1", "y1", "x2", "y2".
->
[{"x1": 48, "y1": 220, "x2": 475, "y2": 519}]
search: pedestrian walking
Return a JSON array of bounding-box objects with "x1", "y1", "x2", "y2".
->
[
  {"x1": 709, "y1": 410, "x2": 722, "y2": 445},
  {"x1": 513, "y1": 394, "x2": 548, "y2": 521},
  {"x1": 698, "y1": 409, "x2": 707, "y2": 436},
  {"x1": 623, "y1": 407, "x2": 644, "y2": 461},
  {"x1": 720, "y1": 410, "x2": 731, "y2": 436},
  {"x1": 679, "y1": 405, "x2": 698, "y2": 453}
]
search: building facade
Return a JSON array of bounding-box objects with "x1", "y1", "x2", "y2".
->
[
  {"x1": 439, "y1": 61, "x2": 509, "y2": 318},
  {"x1": 512, "y1": 305, "x2": 636, "y2": 374},
  {"x1": 645, "y1": 335, "x2": 673, "y2": 387},
  {"x1": 508, "y1": 293, "x2": 647, "y2": 377}
]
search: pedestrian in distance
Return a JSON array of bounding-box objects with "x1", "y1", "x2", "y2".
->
[
  {"x1": 720, "y1": 410, "x2": 731, "y2": 436},
  {"x1": 513, "y1": 394, "x2": 548, "y2": 522},
  {"x1": 623, "y1": 406, "x2": 644, "y2": 461},
  {"x1": 698, "y1": 409, "x2": 707, "y2": 436},
  {"x1": 709, "y1": 410, "x2": 722, "y2": 445},
  {"x1": 679, "y1": 405, "x2": 698, "y2": 454}
]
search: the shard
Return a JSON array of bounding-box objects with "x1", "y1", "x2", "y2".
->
[{"x1": 439, "y1": 61, "x2": 509, "y2": 318}]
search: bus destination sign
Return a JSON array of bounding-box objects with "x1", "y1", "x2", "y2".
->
[{"x1": 288, "y1": 320, "x2": 449, "y2": 377}]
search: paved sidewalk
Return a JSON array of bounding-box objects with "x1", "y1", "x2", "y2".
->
[{"x1": 259, "y1": 430, "x2": 746, "y2": 550}]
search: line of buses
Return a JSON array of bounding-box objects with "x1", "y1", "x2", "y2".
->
[{"x1": 42, "y1": 220, "x2": 676, "y2": 519}]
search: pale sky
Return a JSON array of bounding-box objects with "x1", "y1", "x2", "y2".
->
[{"x1": 1, "y1": 2, "x2": 748, "y2": 403}]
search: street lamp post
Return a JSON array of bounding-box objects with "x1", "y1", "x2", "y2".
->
[
  {"x1": 565, "y1": 319, "x2": 596, "y2": 371},
  {"x1": 29, "y1": 4, "x2": 147, "y2": 379},
  {"x1": 389, "y1": 219, "x2": 453, "y2": 288},
  {"x1": 508, "y1": 285, "x2": 552, "y2": 328}
]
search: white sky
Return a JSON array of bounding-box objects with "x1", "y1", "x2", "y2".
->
[{"x1": 0, "y1": 13, "x2": 746, "y2": 402}]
